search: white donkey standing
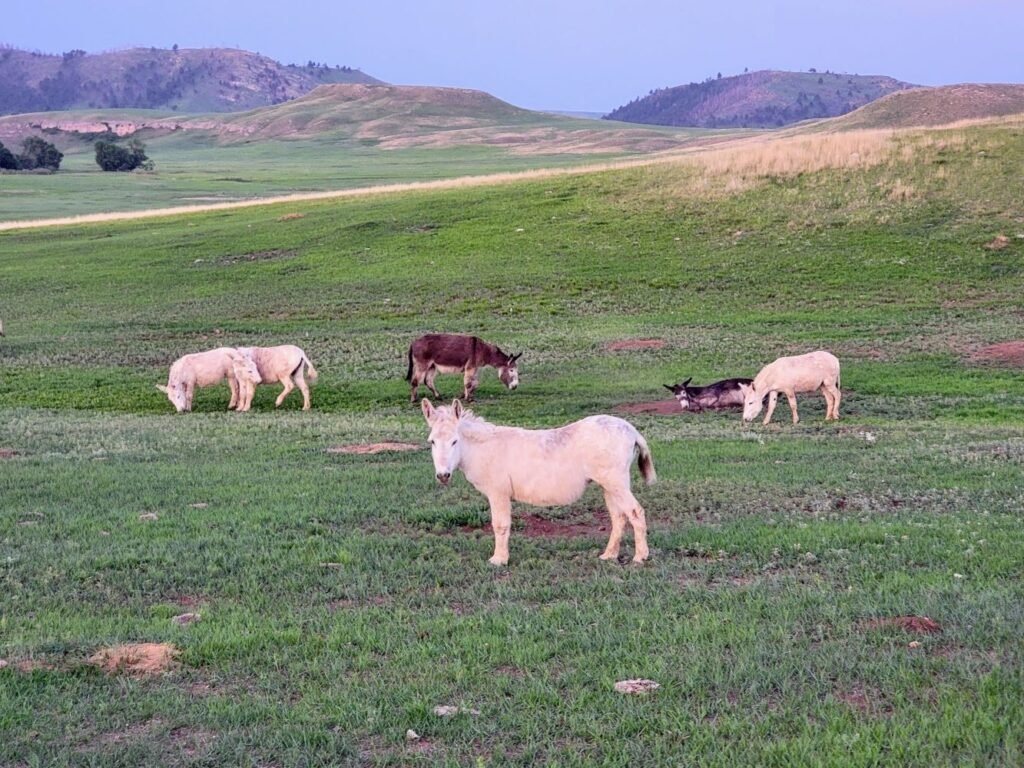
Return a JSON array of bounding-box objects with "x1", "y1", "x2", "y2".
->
[
  {"x1": 157, "y1": 347, "x2": 261, "y2": 413},
  {"x1": 421, "y1": 399, "x2": 656, "y2": 565},
  {"x1": 740, "y1": 350, "x2": 841, "y2": 425}
]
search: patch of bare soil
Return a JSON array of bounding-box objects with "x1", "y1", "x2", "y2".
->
[
  {"x1": 605, "y1": 339, "x2": 666, "y2": 351},
  {"x1": 984, "y1": 234, "x2": 1010, "y2": 250},
  {"x1": 859, "y1": 616, "x2": 943, "y2": 634},
  {"x1": 834, "y1": 684, "x2": 892, "y2": 717},
  {"x1": 462, "y1": 510, "x2": 607, "y2": 538},
  {"x1": 972, "y1": 340, "x2": 1024, "y2": 367},
  {"x1": 327, "y1": 442, "x2": 422, "y2": 455},
  {"x1": 89, "y1": 643, "x2": 179, "y2": 676},
  {"x1": 614, "y1": 400, "x2": 682, "y2": 416},
  {"x1": 0, "y1": 448, "x2": 16, "y2": 459}
]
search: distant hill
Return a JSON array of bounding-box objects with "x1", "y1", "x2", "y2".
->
[
  {"x1": 0, "y1": 84, "x2": 708, "y2": 156},
  {"x1": 605, "y1": 70, "x2": 916, "y2": 128},
  {"x1": 828, "y1": 84, "x2": 1024, "y2": 129},
  {"x1": 0, "y1": 46, "x2": 383, "y2": 115}
]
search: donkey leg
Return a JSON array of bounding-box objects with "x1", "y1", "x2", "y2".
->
[
  {"x1": 487, "y1": 494, "x2": 513, "y2": 566},
  {"x1": 295, "y1": 372, "x2": 311, "y2": 411},
  {"x1": 227, "y1": 374, "x2": 239, "y2": 410},
  {"x1": 463, "y1": 368, "x2": 479, "y2": 401},
  {"x1": 425, "y1": 367, "x2": 442, "y2": 399},
  {"x1": 785, "y1": 391, "x2": 800, "y2": 424},
  {"x1": 599, "y1": 489, "x2": 628, "y2": 561},
  {"x1": 827, "y1": 384, "x2": 841, "y2": 420},
  {"x1": 275, "y1": 377, "x2": 296, "y2": 408},
  {"x1": 625, "y1": 499, "x2": 650, "y2": 563},
  {"x1": 762, "y1": 391, "x2": 779, "y2": 425}
]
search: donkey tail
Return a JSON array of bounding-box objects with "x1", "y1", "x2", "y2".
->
[
  {"x1": 405, "y1": 346, "x2": 414, "y2": 381},
  {"x1": 303, "y1": 353, "x2": 318, "y2": 383},
  {"x1": 635, "y1": 432, "x2": 656, "y2": 485}
]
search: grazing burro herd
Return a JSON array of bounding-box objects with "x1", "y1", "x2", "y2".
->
[{"x1": 156, "y1": 332, "x2": 842, "y2": 565}]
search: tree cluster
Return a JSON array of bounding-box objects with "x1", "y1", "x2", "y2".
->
[
  {"x1": 94, "y1": 138, "x2": 151, "y2": 171},
  {"x1": 0, "y1": 136, "x2": 63, "y2": 171}
]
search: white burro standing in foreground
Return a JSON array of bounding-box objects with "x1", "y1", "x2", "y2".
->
[
  {"x1": 234, "y1": 345, "x2": 318, "y2": 411},
  {"x1": 740, "y1": 350, "x2": 841, "y2": 425},
  {"x1": 157, "y1": 347, "x2": 261, "y2": 413},
  {"x1": 421, "y1": 398, "x2": 655, "y2": 566}
]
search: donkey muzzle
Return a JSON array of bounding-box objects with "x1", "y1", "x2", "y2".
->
[{"x1": 436, "y1": 472, "x2": 451, "y2": 486}]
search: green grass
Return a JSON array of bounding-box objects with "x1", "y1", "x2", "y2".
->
[{"x1": 1, "y1": 119, "x2": 1023, "y2": 766}]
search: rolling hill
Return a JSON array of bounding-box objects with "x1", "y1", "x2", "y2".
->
[
  {"x1": 605, "y1": 69, "x2": 916, "y2": 128},
  {"x1": 0, "y1": 46, "x2": 382, "y2": 115},
  {"x1": 0, "y1": 84, "x2": 714, "y2": 157},
  {"x1": 827, "y1": 83, "x2": 1024, "y2": 129}
]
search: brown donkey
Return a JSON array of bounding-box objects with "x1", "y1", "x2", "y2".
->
[{"x1": 406, "y1": 333, "x2": 521, "y2": 402}]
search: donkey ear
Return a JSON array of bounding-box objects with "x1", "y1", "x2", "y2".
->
[
  {"x1": 420, "y1": 398, "x2": 435, "y2": 422},
  {"x1": 737, "y1": 383, "x2": 751, "y2": 395},
  {"x1": 452, "y1": 399, "x2": 464, "y2": 418},
  {"x1": 155, "y1": 384, "x2": 168, "y2": 394},
  {"x1": 510, "y1": 352, "x2": 522, "y2": 362},
  {"x1": 663, "y1": 384, "x2": 675, "y2": 392},
  {"x1": 683, "y1": 377, "x2": 692, "y2": 387}
]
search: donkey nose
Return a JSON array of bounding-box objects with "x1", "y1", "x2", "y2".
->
[{"x1": 436, "y1": 472, "x2": 451, "y2": 485}]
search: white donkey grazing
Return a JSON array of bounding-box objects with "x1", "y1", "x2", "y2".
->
[
  {"x1": 157, "y1": 347, "x2": 261, "y2": 413},
  {"x1": 740, "y1": 350, "x2": 841, "y2": 425},
  {"x1": 235, "y1": 345, "x2": 318, "y2": 411},
  {"x1": 421, "y1": 399, "x2": 656, "y2": 565}
]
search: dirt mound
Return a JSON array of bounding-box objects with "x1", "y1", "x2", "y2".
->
[
  {"x1": 328, "y1": 442, "x2": 421, "y2": 454},
  {"x1": 613, "y1": 400, "x2": 681, "y2": 415},
  {"x1": 89, "y1": 643, "x2": 179, "y2": 676},
  {"x1": 972, "y1": 341, "x2": 1024, "y2": 366},
  {"x1": 606, "y1": 339, "x2": 666, "y2": 351},
  {"x1": 860, "y1": 616, "x2": 943, "y2": 634}
]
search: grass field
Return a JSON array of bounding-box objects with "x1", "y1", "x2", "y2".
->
[{"x1": 1, "y1": 116, "x2": 1023, "y2": 766}]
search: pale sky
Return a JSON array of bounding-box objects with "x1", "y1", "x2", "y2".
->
[{"x1": 5, "y1": 1, "x2": 1023, "y2": 113}]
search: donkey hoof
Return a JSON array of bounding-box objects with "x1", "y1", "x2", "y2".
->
[{"x1": 488, "y1": 556, "x2": 508, "y2": 566}]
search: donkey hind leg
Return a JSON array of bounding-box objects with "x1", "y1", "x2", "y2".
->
[
  {"x1": 227, "y1": 374, "x2": 239, "y2": 410},
  {"x1": 293, "y1": 370, "x2": 311, "y2": 411},
  {"x1": 600, "y1": 485, "x2": 649, "y2": 564},
  {"x1": 823, "y1": 383, "x2": 841, "y2": 420},
  {"x1": 487, "y1": 494, "x2": 513, "y2": 566}
]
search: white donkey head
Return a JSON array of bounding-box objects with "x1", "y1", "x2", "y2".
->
[
  {"x1": 421, "y1": 398, "x2": 466, "y2": 486},
  {"x1": 738, "y1": 382, "x2": 765, "y2": 422}
]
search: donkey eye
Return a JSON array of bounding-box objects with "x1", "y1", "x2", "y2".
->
[
  {"x1": 451, "y1": 439, "x2": 458, "y2": 447},
  {"x1": 429, "y1": 439, "x2": 435, "y2": 445}
]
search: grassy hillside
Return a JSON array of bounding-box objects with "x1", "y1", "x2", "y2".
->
[
  {"x1": 607, "y1": 69, "x2": 915, "y2": 128},
  {"x1": 1, "y1": 118, "x2": 1022, "y2": 766},
  {"x1": 0, "y1": 85, "x2": 726, "y2": 223},
  {"x1": 0, "y1": 46, "x2": 381, "y2": 115},
  {"x1": 830, "y1": 83, "x2": 1024, "y2": 129}
]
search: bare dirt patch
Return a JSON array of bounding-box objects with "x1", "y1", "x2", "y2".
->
[
  {"x1": 463, "y1": 510, "x2": 607, "y2": 538},
  {"x1": 0, "y1": 448, "x2": 16, "y2": 459},
  {"x1": 834, "y1": 684, "x2": 892, "y2": 717},
  {"x1": 613, "y1": 400, "x2": 682, "y2": 416},
  {"x1": 327, "y1": 442, "x2": 422, "y2": 455},
  {"x1": 859, "y1": 616, "x2": 943, "y2": 634},
  {"x1": 606, "y1": 339, "x2": 666, "y2": 351},
  {"x1": 89, "y1": 643, "x2": 179, "y2": 676},
  {"x1": 984, "y1": 233, "x2": 1011, "y2": 250},
  {"x1": 971, "y1": 340, "x2": 1024, "y2": 367}
]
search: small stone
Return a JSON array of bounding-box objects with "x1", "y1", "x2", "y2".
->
[
  {"x1": 171, "y1": 613, "x2": 200, "y2": 625},
  {"x1": 909, "y1": 641, "x2": 921, "y2": 649},
  {"x1": 432, "y1": 705, "x2": 480, "y2": 717},
  {"x1": 614, "y1": 679, "x2": 661, "y2": 695},
  {"x1": 139, "y1": 513, "x2": 159, "y2": 521},
  {"x1": 405, "y1": 729, "x2": 420, "y2": 741}
]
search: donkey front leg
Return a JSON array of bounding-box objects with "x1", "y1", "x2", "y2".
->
[
  {"x1": 762, "y1": 391, "x2": 780, "y2": 425},
  {"x1": 486, "y1": 494, "x2": 513, "y2": 565},
  {"x1": 785, "y1": 390, "x2": 800, "y2": 424}
]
